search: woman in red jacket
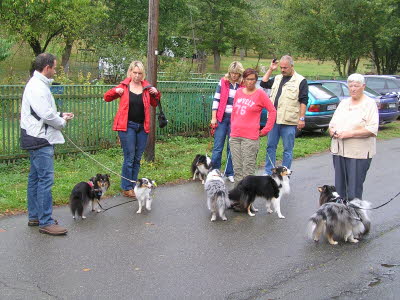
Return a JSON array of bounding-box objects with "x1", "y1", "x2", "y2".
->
[{"x1": 104, "y1": 61, "x2": 161, "y2": 198}]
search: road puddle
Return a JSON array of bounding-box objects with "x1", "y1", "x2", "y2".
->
[
  {"x1": 381, "y1": 263, "x2": 399, "y2": 268},
  {"x1": 368, "y1": 277, "x2": 381, "y2": 287}
]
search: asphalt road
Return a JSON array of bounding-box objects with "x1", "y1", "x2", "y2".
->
[{"x1": 1, "y1": 138, "x2": 399, "y2": 300}]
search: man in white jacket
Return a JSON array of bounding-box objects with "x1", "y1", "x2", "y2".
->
[{"x1": 20, "y1": 53, "x2": 74, "y2": 235}]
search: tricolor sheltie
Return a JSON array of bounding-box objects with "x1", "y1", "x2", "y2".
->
[
  {"x1": 191, "y1": 154, "x2": 212, "y2": 184},
  {"x1": 229, "y1": 166, "x2": 291, "y2": 218},
  {"x1": 204, "y1": 169, "x2": 231, "y2": 221},
  {"x1": 134, "y1": 178, "x2": 157, "y2": 214},
  {"x1": 69, "y1": 174, "x2": 110, "y2": 219},
  {"x1": 308, "y1": 185, "x2": 371, "y2": 245}
]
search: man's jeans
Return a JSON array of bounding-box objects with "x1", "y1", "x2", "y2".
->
[
  {"x1": 264, "y1": 124, "x2": 296, "y2": 175},
  {"x1": 27, "y1": 145, "x2": 56, "y2": 227},
  {"x1": 118, "y1": 121, "x2": 148, "y2": 191},
  {"x1": 211, "y1": 115, "x2": 234, "y2": 177}
]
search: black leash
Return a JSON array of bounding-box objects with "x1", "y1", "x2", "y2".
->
[
  {"x1": 101, "y1": 199, "x2": 136, "y2": 212},
  {"x1": 349, "y1": 191, "x2": 400, "y2": 211}
]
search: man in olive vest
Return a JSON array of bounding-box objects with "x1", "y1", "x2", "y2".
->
[{"x1": 260, "y1": 55, "x2": 308, "y2": 175}]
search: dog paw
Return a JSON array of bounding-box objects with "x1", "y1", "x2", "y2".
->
[
  {"x1": 222, "y1": 216, "x2": 227, "y2": 221},
  {"x1": 72, "y1": 216, "x2": 76, "y2": 219},
  {"x1": 96, "y1": 209, "x2": 102, "y2": 213},
  {"x1": 313, "y1": 238, "x2": 319, "y2": 242},
  {"x1": 82, "y1": 216, "x2": 87, "y2": 219},
  {"x1": 267, "y1": 209, "x2": 273, "y2": 214},
  {"x1": 248, "y1": 212, "x2": 255, "y2": 217},
  {"x1": 329, "y1": 240, "x2": 338, "y2": 245},
  {"x1": 278, "y1": 215, "x2": 285, "y2": 219},
  {"x1": 211, "y1": 216, "x2": 216, "y2": 221},
  {"x1": 136, "y1": 210, "x2": 142, "y2": 214},
  {"x1": 252, "y1": 207, "x2": 259, "y2": 212},
  {"x1": 349, "y1": 238, "x2": 359, "y2": 243}
]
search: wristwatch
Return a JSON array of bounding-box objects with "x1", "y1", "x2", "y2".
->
[{"x1": 299, "y1": 117, "x2": 305, "y2": 121}]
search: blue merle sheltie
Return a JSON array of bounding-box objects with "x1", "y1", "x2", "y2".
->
[
  {"x1": 69, "y1": 174, "x2": 110, "y2": 219},
  {"x1": 229, "y1": 166, "x2": 291, "y2": 218},
  {"x1": 204, "y1": 169, "x2": 231, "y2": 221},
  {"x1": 308, "y1": 185, "x2": 371, "y2": 245}
]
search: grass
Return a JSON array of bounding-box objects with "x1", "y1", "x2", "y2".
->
[{"x1": 1, "y1": 121, "x2": 399, "y2": 215}]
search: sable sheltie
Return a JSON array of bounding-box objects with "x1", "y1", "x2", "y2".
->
[
  {"x1": 191, "y1": 154, "x2": 212, "y2": 184},
  {"x1": 134, "y1": 178, "x2": 157, "y2": 214},
  {"x1": 69, "y1": 174, "x2": 110, "y2": 219},
  {"x1": 308, "y1": 185, "x2": 371, "y2": 245},
  {"x1": 204, "y1": 169, "x2": 231, "y2": 221},
  {"x1": 229, "y1": 166, "x2": 291, "y2": 218}
]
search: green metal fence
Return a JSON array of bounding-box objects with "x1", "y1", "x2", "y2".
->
[{"x1": 0, "y1": 81, "x2": 217, "y2": 161}]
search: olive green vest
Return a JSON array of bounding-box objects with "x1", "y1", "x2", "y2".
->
[{"x1": 270, "y1": 71, "x2": 305, "y2": 125}]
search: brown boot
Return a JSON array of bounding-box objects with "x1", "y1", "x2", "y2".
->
[
  {"x1": 28, "y1": 219, "x2": 58, "y2": 227},
  {"x1": 122, "y1": 190, "x2": 136, "y2": 199},
  {"x1": 39, "y1": 224, "x2": 68, "y2": 236}
]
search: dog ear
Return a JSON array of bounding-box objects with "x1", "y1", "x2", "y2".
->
[{"x1": 318, "y1": 186, "x2": 323, "y2": 193}]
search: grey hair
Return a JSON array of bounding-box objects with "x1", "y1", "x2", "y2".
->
[
  {"x1": 280, "y1": 55, "x2": 294, "y2": 66},
  {"x1": 347, "y1": 73, "x2": 365, "y2": 85}
]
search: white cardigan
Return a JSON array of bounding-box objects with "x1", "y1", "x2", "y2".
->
[{"x1": 20, "y1": 71, "x2": 66, "y2": 146}]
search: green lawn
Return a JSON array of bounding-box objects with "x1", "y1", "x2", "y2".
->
[{"x1": 1, "y1": 121, "x2": 399, "y2": 215}]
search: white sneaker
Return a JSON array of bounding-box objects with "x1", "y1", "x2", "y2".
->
[{"x1": 227, "y1": 176, "x2": 235, "y2": 183}]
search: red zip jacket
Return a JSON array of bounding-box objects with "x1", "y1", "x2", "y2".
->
[{"x1": 104, "y1": 77, "x2": 161, "y2": 133}]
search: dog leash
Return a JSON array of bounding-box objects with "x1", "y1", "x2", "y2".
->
[
  {"x1": 100, "y1": 199, "x2": 136, "y2": 212},
  {"x1": 349, "y1": 190, "x2": 400, "y2": 211},
  {"x1": 64, "y1": 134, "x2": 136, "y2": 184}
]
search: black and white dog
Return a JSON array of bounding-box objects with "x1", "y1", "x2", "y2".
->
[
  {"x1": 134, "y1": 178, "x2": 157, "y2": 214},
  {"x1": 308, "y1": 185, "x2": 371, "y2": 245},
  {"x1": 191, "y1": 154, "x2": 212, "y2": 184},
  {"x1": 69, "y1": 174, "x2": 110, "y2": 219},
  {"x1": 229, "y1": 166, "x2": 291, "y2": 218},
  {"x1": 204, "y1": 169, "x2": 231, "y2": 221}
]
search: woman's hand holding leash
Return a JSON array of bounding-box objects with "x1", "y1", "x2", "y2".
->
[
  {"x1": 115, "y1": 88, "x2": 124, "y2": 95},
  {"x1": 148, "y1": 87, "x2": 158, "y2": 94}
]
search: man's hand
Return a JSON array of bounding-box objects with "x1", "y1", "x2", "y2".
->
[
  {"x1": 63, "y1": 112, "x2": 74, "y2": 121},
  {"x1": 297, "y1": 119, "x2": 305, "y2": 130}
]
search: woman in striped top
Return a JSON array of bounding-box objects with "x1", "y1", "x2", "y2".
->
[{"x1": 210, "y1": 61, "x2": 244, "y2": 183}]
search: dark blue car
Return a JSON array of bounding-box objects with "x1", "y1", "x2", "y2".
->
[
  {"x1": 259, "y1": 81, "x2": 340, "y2": 136},
  {"x1": 317, "y1": 80, "x2": 400, "y2": 124}
]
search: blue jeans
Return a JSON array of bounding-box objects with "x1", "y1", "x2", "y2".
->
[
  {"x1": 27, "y1": 145, "x2": 56, "y2": 227},
  {"x1": 211, "y1": 115, "x2": 234, "y2": 177},
  {"x1": 264, "y1": 124, "x2": 296, "y2": 175},
  {"x1": 118, "y1": 121, "x2": 148, "y2": 190}
]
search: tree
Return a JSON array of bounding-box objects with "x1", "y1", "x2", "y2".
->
[
  {"x1": 187, "y1": 0, "x2": 250, "y2": 72},
  {"x1": 0, "y1": 0, "x2": 107, "y2": 66},
  {"x1": 0, "y1": 38, "x2": 13, "y2": 62},
  {"x1": 279, "y1": 0, "x2": 376, "y2": 76},
  {"x1": 368, "y1": 0, "x2": 400, "y2": 74}
]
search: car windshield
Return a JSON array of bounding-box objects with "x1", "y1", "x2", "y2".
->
[
  {"x1": 308, "y1": 84, "x2": 335, "y2": 100},
  {"x1": 364, "y1": 87, "x2": 380, "y2": 97}
]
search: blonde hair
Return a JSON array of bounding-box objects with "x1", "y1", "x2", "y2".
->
[
  {"x1": 224, "y1": 61, "x2": 244, "y2": 83},
  {"x1": 127, "y1": 60, "x2": 146, "y2": 79}
]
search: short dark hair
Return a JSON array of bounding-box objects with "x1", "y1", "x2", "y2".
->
[
  {"x1": 34, "y1": 53, "x2": 56, "y2": 72},
  {"x1": 242, "y1": 68, "x2": 258, "y2": 79}
]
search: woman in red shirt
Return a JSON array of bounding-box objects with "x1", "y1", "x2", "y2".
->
[
  {"x1": 104, "y1": 61, "x2": 161, "y2": 198},
  {"x1": 230, "y1": 68, "x2": 276, "y2": 184}
]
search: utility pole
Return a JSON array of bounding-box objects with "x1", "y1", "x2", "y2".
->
[{"x1": 144, "y1": 0, "x2": 159, "y2": 162}]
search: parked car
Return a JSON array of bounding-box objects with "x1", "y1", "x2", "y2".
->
[
  {"x1": 317, "y1": 80, "x2": 400, "y2": 124},
  {"x1": 364, "y1": 75, "x2": 400, "y2": 99},
  {"x1": 259, "y1": 81, "x2": 340, "y2": 136}
]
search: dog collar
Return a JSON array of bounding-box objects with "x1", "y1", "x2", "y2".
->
[{"x1": 87, "y1": 181, "x2": 94, "y2": 188}]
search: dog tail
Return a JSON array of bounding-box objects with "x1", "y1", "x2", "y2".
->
[
  {"x1": 215, "y1": 191, "x2": 229, "y2": 209},
  {"x1": 350, "y1": 199, "x2": 371, "y2": 235},
  {"x1": 307, "y1": 212, "x2": 325, "y2": 240}
]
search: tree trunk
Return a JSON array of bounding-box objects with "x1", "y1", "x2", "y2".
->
[
  {"x1": 213, "y1": 49, "x2": 221, "y2": 72},
  {"x1": 28, "y1": 37, "x2": 42, "y2": 56},
  {"x1": 144, "y1": 0, "x2": 159, "y2": 162},
  {"x1": 240, "y1": 48, "x2": 245, "y2": 61},
  {"x1": 61, "y1": 38, "x2": 74, "y2": 73}
]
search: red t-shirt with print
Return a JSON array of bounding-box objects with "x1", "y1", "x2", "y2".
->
[{"x1": 230, "y1": 88, "x2": 277, "y2": 140}]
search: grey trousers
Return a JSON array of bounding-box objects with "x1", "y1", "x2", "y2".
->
[
  {"x1": 230, "y1": 137, "x2": 260, "y2": 184},
  {"x1": 332, "y1": 155, "x2": 372, "y2": 200}
]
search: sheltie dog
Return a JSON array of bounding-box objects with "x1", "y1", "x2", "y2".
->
[
  {"x1": 229, "y1": 166, "x2": 291, "y2": 218},
  {"x1": 204, "y1": 169, "x2": 231, "y2": 221},
  {"x1": 308, "y1": 185, "x2": 371, "y2": 245},
  {"x1": 191, "y1": 154, "x2": 212, "y2": 184},
  {"x1": 134, "y1": 178, "x2": 157, "y2": 214},
  {"x1": 69, "y1": 174, "x2": 110, "y2": 219}
]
